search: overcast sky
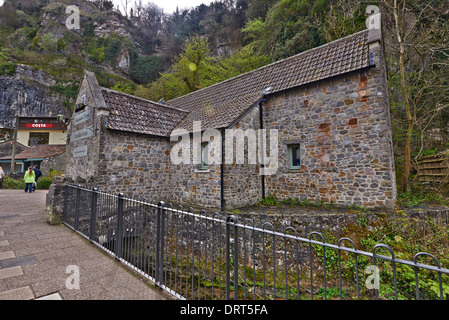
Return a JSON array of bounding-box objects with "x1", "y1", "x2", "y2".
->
[{"x1": 112, "y1": 0, "x2": 216, "y2": 14}]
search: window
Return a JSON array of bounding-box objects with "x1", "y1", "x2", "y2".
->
[
  {"x1": 288, "y1": 144, "x2": 301, "y2": 169},
  {"x1": 201, "y1": 142, "x2": 209, "y2": 170},
  {"x1": 29, "y1": 132, "x2": 49, "y2": 146}
]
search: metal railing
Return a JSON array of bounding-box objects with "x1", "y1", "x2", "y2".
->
[{"x1": 62, "y1": 184, "x2": 449, "y2": 300}]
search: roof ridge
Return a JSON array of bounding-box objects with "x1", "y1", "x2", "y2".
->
[
  {"x1": 101, "y1": 86, "x2": 189, "y2": 114},
  {"x1": 167, "y1": 29, "x2": 370, "y2": 104}
]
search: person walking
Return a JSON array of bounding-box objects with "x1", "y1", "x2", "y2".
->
[
  {"x1": 24, "y1": 167, "x2": 35, "y2": 193},
  {"x1": 32, "y1": 165, "x2": 42, "y2": 192},
  {"x1": 0, "y1": 166, "x2": 4, "y2": 189}
]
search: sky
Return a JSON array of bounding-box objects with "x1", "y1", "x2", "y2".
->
[{"x1": 112, "y1": 0, "x2": 216, "y2": 15}]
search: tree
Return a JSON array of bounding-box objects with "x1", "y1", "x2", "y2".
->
[
  {"x1": 383, "y1": 0, "x2": 449, "y2": 191},
  {"x1": 0, "y1": 3, "x2": 21, "y2": 30},
  {"x1": 121, "y1": 0, "x2": 131, "y2": 17},
  {"x1": 172, "y1": 35, "x2": 212, "y2": 92},
  {"x1": 242, "y1": 0, "x2": 336, "y2": 60},
  {"x1": 202, "y1": 44, "x2": 271, "y2": 86},
  {"x1": 323, "y1": 0, "x2": 366, "y2": 41},
  {"x1": 39, "y1": 33, "x2": 58, "y2": 54},
  {"x1": 246, "y1": 0, "x2": 276, "y2": 20},
  {"x1": 130, "y1": 55, "x2": 165, "y2": 84}
]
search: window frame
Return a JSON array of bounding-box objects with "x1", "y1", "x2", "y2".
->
[
  {"x1": 200, "y1": 142, "x2": 209, "y2": 170},
  {"x1": 29, "y1": 132, "x2": 50, "y2": 146},
  {"x1": 288, "y1": 144, "x2": 301, "y2": 170}
]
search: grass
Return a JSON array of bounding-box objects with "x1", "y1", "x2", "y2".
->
[{"x1": 397, "y1": 190, "x2": 449, "y2": 208}]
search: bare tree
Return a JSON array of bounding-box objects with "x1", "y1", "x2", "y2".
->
[
  {"x1": 383, "y1": 0, "x2": 449, "y2": 191},
  {"x1": 121, "y1": 0, "x2": 130, "y2": 17}
]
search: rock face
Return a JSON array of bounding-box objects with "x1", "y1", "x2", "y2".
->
[{"x1": 0, "y1": 65, "x2": 69, "y2": 128}]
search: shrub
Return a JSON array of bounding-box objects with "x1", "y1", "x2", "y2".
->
[
  {"x1": 36, "y1": 176, "x2": 52, "y2": 189},
  {"x1": 3, "y1": 176, "x2": 25, "y2": 189}
]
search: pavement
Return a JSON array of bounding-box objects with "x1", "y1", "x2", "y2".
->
[{"x1": 0, "y1": 189, "x2": 173, "y2": 300}]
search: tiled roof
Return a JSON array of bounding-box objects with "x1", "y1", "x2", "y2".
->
[
  {"x1": 0, "y1": 140, "x2": 28, "y2": 158},
  {"x1": 167, "y1": 29, "x2": 371, "y2": 132},
  {"x1": 101, "y1": 88, "x2": 189, "y2": 137},
  {"x1": 0, "y1": 144, "x2": 66, "y2": 160}
]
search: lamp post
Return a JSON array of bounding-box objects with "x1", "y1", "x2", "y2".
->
[{"x1": 10, "y1": 115, "x2": 18, "y2": 173}]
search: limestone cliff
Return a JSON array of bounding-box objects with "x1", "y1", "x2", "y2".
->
[{"x1": 0, "y1": 64, "x2": 69, "y2": 128}]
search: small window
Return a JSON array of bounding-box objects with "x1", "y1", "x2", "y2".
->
[
  {"x1": 288, "y1": 144, "x2": 301, "y2": 169},
  {"x1": 201, "y1": 142, "x2": 209, "y2": 170}
]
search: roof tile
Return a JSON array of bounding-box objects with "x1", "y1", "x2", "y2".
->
[{"x1": 102, "y1": 88, "x2": 188, "y2": 137}]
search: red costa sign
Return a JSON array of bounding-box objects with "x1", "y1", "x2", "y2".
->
[{"x1": 26, "y1": 123, "x2": 53, "y2": 128}]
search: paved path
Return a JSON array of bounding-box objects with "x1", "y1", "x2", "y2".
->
[{"x1": 0, "y1": 189, "x2": 172, "y2": 300}]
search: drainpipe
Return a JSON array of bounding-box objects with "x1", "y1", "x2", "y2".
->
[
  {"x1": 259, "y1": 96, "x2": 269, "y2": 200},
  {"x1": 225, "y1": 93, "x2": 270, "y2": 204},
  {"x1": 221, "y1": 128, "x2": 225, "y2": 211}
]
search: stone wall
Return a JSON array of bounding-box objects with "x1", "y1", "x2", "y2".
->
[
  {"x1": 223, "y1": 105, "x2": 262, "y2": 209},
  {"x1": 263, "y1": 41, "x2": 396, "y2": 210},
  {"x1": 40, "y1": 151, "x2": 67, "y2": 176},
  {"x1": 96, "y1": 129, "x2": 171, "y2": 200},
  {"x1": 65, "y1": 72, "x2": 107, "y2": 184},
  {"x1": 61, "y1": 38, "x2": 396, "y2": 212},
  {"x1": 168, "y1": 136, "x2": 222, "y2": 209}
]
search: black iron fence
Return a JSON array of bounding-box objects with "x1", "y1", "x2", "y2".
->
[{"x1": 63, "y1": 184, "x2": 449, "y2": 300}]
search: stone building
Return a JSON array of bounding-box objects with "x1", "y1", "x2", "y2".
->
[{"x1": 64, "y1": 24, "x2": 397, "y2": 211}]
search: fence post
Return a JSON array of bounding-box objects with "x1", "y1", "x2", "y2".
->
[
  {"x1": 156, "y1": 201, "x2": 165, "y2": 286},
  {"x1": 116, "y1": 193, "x2": 125, "y2": 258},
  {"x1": 74, "y1": 185, "x2": 81, "y2": 231},
  {"x1": 62, "y1": 185, "x2": 68, "y2": 223},
  {"x1": 89, "y1": 188, "x2": 98, "y2": 241},
  {"x1": 226, "y1": 215, "x2": 239, "y2": 300}
]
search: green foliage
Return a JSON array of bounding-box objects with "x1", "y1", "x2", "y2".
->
[
  {"x1": 129, "y1": 55, "x2": 165, "y2": 84},
  {"x1": 50, "y1": 81, "x2": 79, "y2": 99},
  {"x1": 38, "y1": 33, "x2": 58, "y2": 53},
  {"x1": 36, "y1": 176, "x2": 52, "y2": 189},
  {"x1": 0, "y1": 49, "x2": 17, "y2": 75},
  {"x1": 87, "y1": 36, "x2": 131, "y2": 65},
  {"x1": 260, "y1": 195, "x2": 282, "y2": 206},
  {"x1": 397, "y1": 190, "x2": 449, "y2": 208},
  {"x1": 0, "y1": 61, "x2": 17, "y2": 75},
  {"x1": 111, "y1": 81, "x2": 137, "y2": 95},
  {"x1": 242, "y1": 0, "x2": 366, "y2": 60},
  {"x1": 146, "y1": 36, "x2": 271, "y2": 101},
  {"x1": 202, "y1": 44, "x2": 271, "y2": 86},
  {"x1": 25, "y1": 27, "x2": 39, "y2": 41},
  {"x1": 316, "y1": 287, "x2": 347, "y2": 299},
  {"x1": 304, "y1": 214, "x2": 449, "y2": 300},
  {"x1": 104, "y1": 37, "x2": 122, "y2": 63},
  {"x1": 246, "y1": 0, "x2": 277, "y2": 20},
  {"x1": 2, "y1": 176, "x2": 25, "y2": 189},
  {"x1": 242, "y1": 18, "x2": 266, "y2": 45}
]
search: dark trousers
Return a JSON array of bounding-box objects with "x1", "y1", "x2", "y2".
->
[{"x1": 25, "y1": 183, "x2": 33, "y2": 193}]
